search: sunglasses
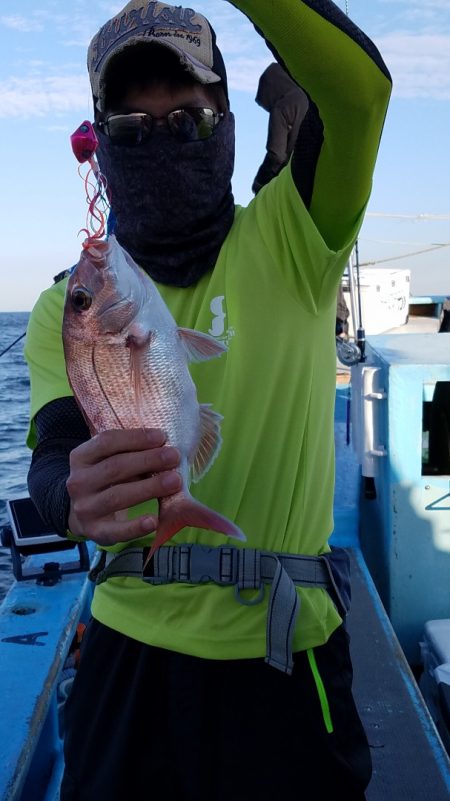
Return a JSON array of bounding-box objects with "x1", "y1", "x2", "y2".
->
[{"x1": 97, "y1": 108, "x2": 224, "y2": 145}]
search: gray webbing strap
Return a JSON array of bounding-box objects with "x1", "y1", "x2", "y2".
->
[{"x1": 95, "y1": 544, "x2": 333, "y2": 675}]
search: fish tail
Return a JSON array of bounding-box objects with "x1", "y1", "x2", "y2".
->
[{"x1": 145, "y1": 498, "x2": 246, "y2": 564}]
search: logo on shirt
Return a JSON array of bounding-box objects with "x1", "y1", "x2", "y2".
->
[{"x1": 208, "y1": 295, "x2": 235, "y2": 346}]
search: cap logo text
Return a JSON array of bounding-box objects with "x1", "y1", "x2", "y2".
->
[{"x1": 92, "y1": 3, "x2": 202, "y2": 72}]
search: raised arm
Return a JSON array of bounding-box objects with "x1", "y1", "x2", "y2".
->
[{"x1": 229, "y1": 0, "x2": 392, "y2": 250}]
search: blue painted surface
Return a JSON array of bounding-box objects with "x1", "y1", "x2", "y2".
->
[
  {"x1": 332, "y1": 386, "x2": 361, "y2": 548},
  {"x1": 0, "y1": 547, "x2": 94, "y2": 801},
  {"x1": 358, "y1": 333, "x2": 450, "y2": 663},
  {"x1": 410, "y1": 295, "x2": 448, "y2": 305}
]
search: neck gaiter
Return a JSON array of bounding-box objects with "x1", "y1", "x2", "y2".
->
[{"x1": 95, "y1": 113, "x2": 236, "y2": 286}]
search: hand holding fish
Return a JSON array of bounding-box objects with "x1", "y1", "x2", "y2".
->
[{"x1": 66, "y1": 427, "x2": 182, "y2": 545}]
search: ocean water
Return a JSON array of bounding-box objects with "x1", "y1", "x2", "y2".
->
[{"x1": 0, "y1": 312, "x2": 31, "y2": 600}]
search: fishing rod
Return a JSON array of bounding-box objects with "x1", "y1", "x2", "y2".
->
[
  {"x1": 0, "y1": 332, "x2": 26, "y2": 359},
  {"x1": 353, "y1": 240, "x2": 365, "y2": 361},
  {"x1": 337, "y1": 244, "x2": 364, "y2": 365}
]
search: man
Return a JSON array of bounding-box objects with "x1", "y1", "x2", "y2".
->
[
  {"x1": 25, "y1": 2, "x2": 391, "y2": 799},
  {"x1": 253, "y1": 60, "x2": 350, "y2": 336}
]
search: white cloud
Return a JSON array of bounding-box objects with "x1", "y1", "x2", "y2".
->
[
  {"x1": 0, "y1": 15, "x2": 44, "y2": 32},
  {"x1": 375, "y1": 0, "x2": 450, "y2": 34},
  {"x1": 375, "y1": 33, "x2": 450, "y2": 99},
  {"x1": 0, "y1": 74, "x2": 91, "y2": 118}
]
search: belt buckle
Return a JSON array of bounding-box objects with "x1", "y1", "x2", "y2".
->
[
  {"x1": 188, "y1": 545, "x2": 237, "y2": 585},
  {"x1": 188, "y1": 545, "x2": 222, "y2": 584}
]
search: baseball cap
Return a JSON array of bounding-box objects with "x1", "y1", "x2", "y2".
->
[{"x1": 88, "y1": 1, "x2": 228, "y2": 112}]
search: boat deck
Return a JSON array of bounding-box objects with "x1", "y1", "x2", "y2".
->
[{"x1": 348, "y1": 548, "x2": 450, "y2": 800}]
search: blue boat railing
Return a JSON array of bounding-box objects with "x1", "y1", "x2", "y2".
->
[{"x1": 0, "y1": 518, "x2": 94, "y2": 801}]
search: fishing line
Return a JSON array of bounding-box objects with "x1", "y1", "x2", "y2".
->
[
  {"x1": 361, "y1": 242, "x2": 450, "y2": 266},
  {"x1": 367, "y1": 212, "x2": 450, "y2": 220},
  {"x1": 0, "y1": 332, "x2": 26, "y2": 359},
  {"x1": 78, "y1": 162, "x2": 109, "y2": 244}
]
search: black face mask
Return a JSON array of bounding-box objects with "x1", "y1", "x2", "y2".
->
[{"x1": 95, "y1": 113, "x2": 235, "y2": 286}]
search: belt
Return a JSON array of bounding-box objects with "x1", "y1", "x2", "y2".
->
[{"x1": 92, "y1": 543, "x2": 346, "y2": 675}]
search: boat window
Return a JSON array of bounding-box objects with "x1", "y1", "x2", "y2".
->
[{"x1": 422, "y1": 381, "x2": 450, "y2": 475}]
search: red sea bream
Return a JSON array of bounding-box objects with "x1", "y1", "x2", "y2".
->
[{"x1": 62, "y1": 235, "x2": 245, "y2": 557}]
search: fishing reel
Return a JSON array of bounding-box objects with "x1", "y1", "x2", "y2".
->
[{"x1": 336, "y1": 336, "x2": 361, "y2": 366}]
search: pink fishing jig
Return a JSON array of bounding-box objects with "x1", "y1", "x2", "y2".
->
[{"x1": 70, "y1": 120, "x2": 109, "y2": 247}]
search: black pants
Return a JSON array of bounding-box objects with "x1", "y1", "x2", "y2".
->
[{"x1": 61, "y1": 621, "x2": 371, "y2": 801}]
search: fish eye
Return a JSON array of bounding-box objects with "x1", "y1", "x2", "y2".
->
[{"x1": 71, "y1": 286, "x2": 93, "y2": 312}]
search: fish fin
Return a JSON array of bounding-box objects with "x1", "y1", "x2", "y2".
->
[
  {"x1": 191, "y1": 404, "x2": 223, "y2": 483},
  {"x1": 178, "y1": 328, "x2": 227, "y2": 362},
  {"x1": 127, "y1": 331, "x2": 153, "y2": 428},
  {"x1": 145, "y1": 496, "x2": 246, "y2": 564}
]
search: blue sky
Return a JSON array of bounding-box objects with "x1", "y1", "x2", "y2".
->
[{"x1": 1, "y1": 0, "x2": 450, "y2": 311}]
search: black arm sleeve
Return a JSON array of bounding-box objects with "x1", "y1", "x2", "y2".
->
[
  {"x1": 290, "y1": 100, "x2": 324, "y2": 210},
  {"x1": 27, "y1": 397, "x2": 90, "y2": 536},
  {"x1": 253, "y1": 152, "x2": 286, "y2": 194}
]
